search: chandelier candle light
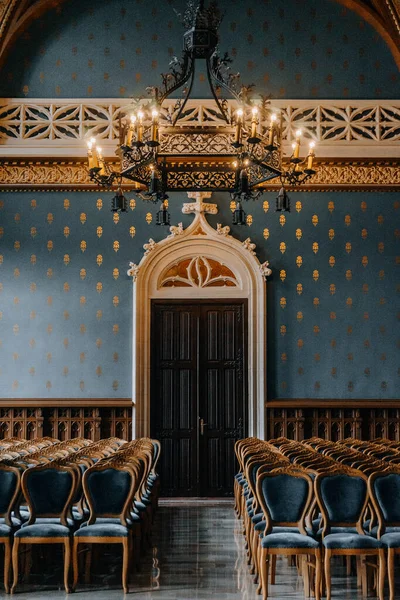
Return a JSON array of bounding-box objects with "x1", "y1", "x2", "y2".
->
[{"x1": 86, "y1": 0, "x2": 317, "y2": 224}]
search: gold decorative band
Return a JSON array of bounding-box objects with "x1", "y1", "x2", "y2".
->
[{"x1": 0, "y1": 159, "x2": 399, "y2": 191}]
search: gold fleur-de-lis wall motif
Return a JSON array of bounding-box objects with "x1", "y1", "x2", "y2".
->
[
  {"x1": 145, "y1": 213, "x2": 152, "y2": 224},
  {"x1": 246, "y1": 215, "x2": 253, "y2": 226},
  {"x1": 80, "y1": 269, "x2": 86, "y2": 280},
  {"x1": 279, "y1": 215, "x2": 285, "y2": 227},
  {"x1": 0, "y1": 227, "x2": 3, "y2": 238},
  {"x1": 296, "y1": 283, "x2": 303, "y2": 295},
  {"x1": 280, "y1": 325, "x2": 287, "y2": 336},
  {"x1": 313, "y1": 297, "x2": 320, "y2": 307},
  {"x1": 97, "y1": 226, "x2": 103, "y2": 238},
  {"x1": 330, "y1": 283, "x2": 336, "y2": 295},
  {"x1": 14, "y1": 213, "x2": 21, "y2": 223},
  {"x1": 113, "y1": 241, "x2": 120, "y2": 252},
  {"x1": 129, "y1": 198, "x2": 136, "y2": 210},
  {"x1": 329, "y1": 256, "x2": 335, "y2": 267},
  {"x1": 30, "y1": 283, "x2": 36, "y2": 293},
  {"x1": 96, "y1": 282, "x2": 103, "y2": 293},
  {"x1": 296, "y1": 256, "x2": 303, "y2": 268},
  {"x1": 362, "y1": 255, "x2": 368, "y2": 267},
  {"x1": 312, "y1": 215, "x2": 318, "y2": 226},
  {"x1": 30, "y1": 227, "x2": 37, "y2": 238},
  {"x1": 80, "y1": 240, "x2": 87, "y2": 252},
  {"x1": 96, "y1": 366, "x2": 102, "y2": 377},
  {"x1": 113, "y1": 324, "x2": 119, "y2": 335},
  {"x1": 64, "y1": 226, "x2": 70, "y2": 238},
  {"x1": 280, "y1": 297, "x2": 287, "y2": 309},
  {"x1": 14, "y1": 241, "x2": 21, "y2": 251},
  {"x1": 47, "y1": 213, "x2": 54, "y2": 225},
  {"x1": 64, "y1": 254, "x2": 70, "y2": 266},
  {"x1": 297, "y1": 311, "x2": 303, "y2": 322},
  {"x1": 346, "y1": 269, "x2": 352, "y2": 281},
  {"x1": 377, "y1": 214, "x2": 384, "y2": 225},
  {"x1": 113, "y1": 296, "x2": 119, "y2": 307},
  {"x1": 263, "y1": 228, "x2": 269, "y2": 240},
  {"x1": 280, "y1": 242, "x2": 286, "y2": 254},
  {"x1": 96, "y1": 310, "x2": 102, "y2": 320},
  {"x1": 63, "y1": 282, "x2": 70, "y2": 292},
  {"x1": 312, "y1": 242, "x2": 318, "y2": 254},
  {"x1": 31, "y1": 199, "x2": 37, "y2": 209},
  {"x1": 328, "y1": 201, "x2": 334, "y2": 213},
  {"x1": 96, "y1": 198, "x2": 103, "y2": 210},
  {"x1": 64, "y1": 199, "x2": 70, "y2": 210},
  {"x1": 80, "y1": 212, "x2": 87, "y2": 224},
  {"x1": 96, "y1": 254, "x2": 103, "y2": 266},
  {"x1": 345, "y1": 214, "x2": 351, "y2": 226},
  {"x1": 361, "y1": 228, "x2": 367, "y2": 239},
  {"x1": 80, "y1": 296, "x2": 86, "y2": 305},
  {"x1": 47, "y1": 241, "x2": 53, "y2": 252},
  {"x1": 230, "y1": 200, "x2": 236, "y2": 212},
  {"x1": 297, "y1": 339, "x2": 304, "y2": 349},
  {"x1": 345, "y1": 242, "x2": 352, "y2": 253},
  {"x1": 113, "y1": 213, "x2": 120, "y2": 224},
  {"x1": 280, "y1": 269, "x2": 286, "y2": 282},
  {"x1": 295, "y1": 201, "x2": 302, "y2": 213},
  {"x1": 361, "y1": 200, "x2": 367, "y2": 212},
  {"x1": 129, "y1": 226, "x2": 136, "y2": 238},
  {"x1": 263, "y1": 200, "x2": 269, "y2": 212},
  {"x1": 296, "y1": 228, "x2": 302, "y2": 240},
  {"x1": 328, "y1": 228, "x2": 335, "y2": 240}
]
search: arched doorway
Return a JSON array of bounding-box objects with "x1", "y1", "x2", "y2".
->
[{"x1": 128, "y1": 192, "x2": 271, "y2": 494}]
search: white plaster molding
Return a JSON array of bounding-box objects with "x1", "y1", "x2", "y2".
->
[
  {"x1": 168, "y1": 222, "x2": 184, "y2": 238},
  {"x1": 182, "y1": 191, "x2": 218, "y2": 215},
  {"x1": 129, "y1": 192, "x2": 270, "y2": 440},
  {"x1": 127, "y1": 262, "x2": 140, "y2": 281}
]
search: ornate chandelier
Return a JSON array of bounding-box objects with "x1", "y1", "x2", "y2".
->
[{"x1": 86, "y1": 0, "x2": 316, "y2": 224}]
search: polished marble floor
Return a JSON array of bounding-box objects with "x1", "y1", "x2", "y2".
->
[{"x1": 2, "y1": 500, "x2": 398, "y2": 599}]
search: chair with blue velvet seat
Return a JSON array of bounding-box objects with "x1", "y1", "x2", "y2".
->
[
  {"x1": 72, "y1": 461, "x2": 138, "y2": 594},
  {"x1": 11, "y1": 463, "x2": 77, "y2": 594},
  {"x1": 369, "y1": 468, "x2": 400, "y2": 600},
  {"x1": 0, "y1": 465, "x2": 22, "y2": 593},
  {"x1": 315, "y1": 468, "x2": 385, "y2": 600},
  {"x1": 256, "y1": 466, "x2": 321, "y2": 600}
]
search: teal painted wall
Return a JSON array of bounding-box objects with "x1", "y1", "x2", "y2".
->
[
  {"x1": 1, "y1": 0, "x2": 399, "y2": 99},
  {"x1": 0, "y1": 191, "x2": 398, "y2": 399}
]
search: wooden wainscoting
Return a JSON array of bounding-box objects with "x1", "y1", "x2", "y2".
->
[
  {"x1": 267, "y1": 400, "x2": 400, "y2": 441},
  {"x1": 0, "y1": 402, "x2": 133, "y2": 441}
]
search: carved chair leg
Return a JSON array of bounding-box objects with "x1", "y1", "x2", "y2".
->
[
  {"x1": 259, "y1": 547, "x2": 269, "y2": 600},
  {"x1": 122, "y1": 538, "x2": 129, "y2": 594},
  {"x1": 64, "y1": 539, "x2": 71, "y2": 594},
  {"x1": 3, "y1": 539, "x2": 11, "y2": 594},
  {"x1": 324, "y1": 549, "x2": 332, "y2": 600},
  {"x1": 378, "y1": 549, "x2": 385, "y2": 600},
  {"x1": 315, "y1": 549, "x2": 322, "y2": 600},
  {"x1": 72, "y1": 538, "x2": 80, "y2": 592},
  {"x1": 11, "y1": 539, "x2": 19, "y2": 594}
]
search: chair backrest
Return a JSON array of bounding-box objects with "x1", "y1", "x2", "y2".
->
[
  {"x1": 369, "y1": 470, "x2": 400, "y2": 537},
  {"x1": 22, "y1": 464, "x2": 77, "y2": 525},
  {"x1": 0, "y1": 465, "x2": 21, "y2": 525},
  {"x1": 83, "y1": 463, "x2": 136, "y2": 524},
  {"x1": 315, "y1": 469, "x2": 369, "y2": 536},
  {"x1": 256, "y1": 467, "x2": 313, "y2": 535}
]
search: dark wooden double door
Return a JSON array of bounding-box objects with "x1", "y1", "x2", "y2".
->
[{"x1": 151, "y1": 300, "x2": 247, "y2": 497}]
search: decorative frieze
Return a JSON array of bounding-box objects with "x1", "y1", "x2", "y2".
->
[{"x1": 1, "y1": 158, "x2": 399, "y2": 190}]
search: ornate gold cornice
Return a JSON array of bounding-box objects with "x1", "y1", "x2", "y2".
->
[{"x1": 0, "y1": 158, "x2": 399, "y2": 191}]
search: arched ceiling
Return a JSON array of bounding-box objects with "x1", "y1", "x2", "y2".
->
[{"x1": 0, "y1": 0, "x2": 399, "y2": 71}]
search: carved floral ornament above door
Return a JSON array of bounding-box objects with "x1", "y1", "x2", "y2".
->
[{"x1": 127, "y1": 192, "x2": 272, "y2": 286}]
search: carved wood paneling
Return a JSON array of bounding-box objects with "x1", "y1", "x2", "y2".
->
[
  {"x1": 0, "y1": 408, "x2": 43, "y2": 440},
  {"x1": 268, "y1": 408, "x2": 305, "y2": 441},
  {"x1": 369, "y1": 408, "x2": 400, "y2": 441},
  {"x1": 48, "y1": 408, "x2": 101, "y2": 441},
  {"x1": 100, "y1": 408, "x2": 133, "y2": 441},
  {"x1": 312, "y1": 408, "x2": 362, "y2": 441}
]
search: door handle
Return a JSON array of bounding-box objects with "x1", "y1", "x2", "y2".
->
[{"x1": 199, "y1": 418, "x2": 207, "y2": 436}]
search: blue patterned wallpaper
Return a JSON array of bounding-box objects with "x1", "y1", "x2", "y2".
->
[
  {"x1": 1, "y1": 0, "x2": 399, "y2": 99},
  {"x1": 0, "y1": 190, "x2": 398, "y2": 399}
]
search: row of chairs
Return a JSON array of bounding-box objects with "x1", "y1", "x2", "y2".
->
[
  {"x1": 235, "y1": 437, "x2": 400, "y2": 600},
  {"x1": 0, "y1": 435, "x2": 160, "y2": 594}
]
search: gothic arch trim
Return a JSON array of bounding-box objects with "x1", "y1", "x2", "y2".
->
[{"x1": 128, "y1": 193, "x2": 271, "y2": 440}]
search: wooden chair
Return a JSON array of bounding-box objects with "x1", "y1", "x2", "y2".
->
[
  {"x1": 368, "y1": 468, "x2": 400, "y2": 600},
  {"x1": 0, "y1": 465, "x2": 21, "y2": 593},
  {"x1": 11, "y1": 463, "x2": 77, "y2": 593},
  {"x1": 72, "y1": 462, "x2": 138, "y2": 593},
  {"x1": 256, "y1": 466, "x2": 321, "y2": 600},
  {"x1": 315, "y1": 468, "x2": 385, "y2": 600}
]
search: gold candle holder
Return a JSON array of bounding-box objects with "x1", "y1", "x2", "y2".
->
[{"x1": 307, "y1": 141, "x2": 316, "y2": 170}]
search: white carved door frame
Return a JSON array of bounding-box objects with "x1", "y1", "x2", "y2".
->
[{"x1": 128, "y1": 193, "x2": 271, "y2": 440}]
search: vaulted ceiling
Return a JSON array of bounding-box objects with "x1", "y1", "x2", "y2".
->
[{"x1": 0, "y1": 0, "x2": 399, "y2": 70}]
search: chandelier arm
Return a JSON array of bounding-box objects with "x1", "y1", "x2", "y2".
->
[
  {"x1": 170, "y1": 57, "x2": 196, "y2": 125},
  {"x1": 206, "y1": 58, "x2": 230, "y2": 124}
]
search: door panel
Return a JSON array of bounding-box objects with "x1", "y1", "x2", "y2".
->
[{"x1": 151, "y1": 300, "x2": 247, "y2": 497}]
